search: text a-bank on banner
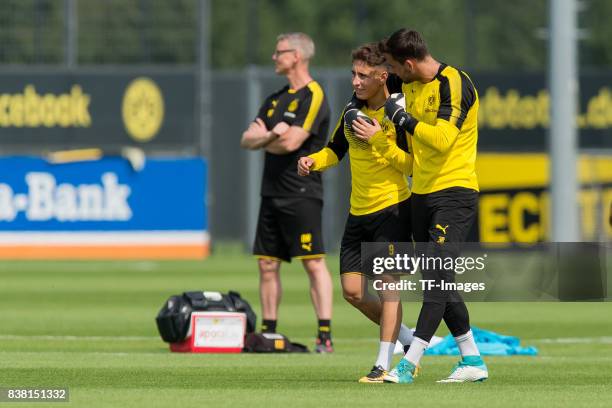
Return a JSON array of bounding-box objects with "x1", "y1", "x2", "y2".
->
[{"x1": 0, "y1": 157, "x2": 208, "y2": 259}]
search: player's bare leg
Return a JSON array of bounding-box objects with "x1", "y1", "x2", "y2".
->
[
  {"x1": 341, "y1": 273, "x2": 382, "y2": 322},
  {"x1": 342, "y1": 273, "x2": 413, "y2": 382},
  {"x1": 360, "y1": 275, "x2": 403, "y2": 383},
  {"x1": 302, "y1": 257, "x2": 333, "y2": 320},
  {"x1": 258, "y1": 258, "x2": 282, "y2": 332},
  {"x1": 377, "y1": 274, "x2": 402, "y2": 343},
  {"x1": 341, "y1": 274, "x2": 413, "y2": 341},
  {"x1": 303, "y1": 257, "x2": 334, "y2": 352}
]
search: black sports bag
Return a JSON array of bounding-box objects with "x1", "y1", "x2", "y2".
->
[
  {"x1": 243, "y1": 332, "x2": 309, "y2": 353},
  {"x1": 155, "y1": 290, "x2": 257, "y2": 343}
]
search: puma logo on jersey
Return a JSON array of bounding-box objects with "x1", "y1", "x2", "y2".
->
[{"x1": 435, "y1": 224, "x2": 449, "y2": 234}]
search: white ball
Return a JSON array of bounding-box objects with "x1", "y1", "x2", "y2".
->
[{"x1": 356, "y1": 110, "x2": 373, "y2": 125}]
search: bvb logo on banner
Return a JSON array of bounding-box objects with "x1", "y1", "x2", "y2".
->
[{"x1": 122, "y1": 77, "x2": 164, "y2": 142}]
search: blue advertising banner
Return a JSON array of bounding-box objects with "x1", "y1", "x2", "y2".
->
[{"x1": 0, "y1": 156, "x2": 208, "y2": 259}]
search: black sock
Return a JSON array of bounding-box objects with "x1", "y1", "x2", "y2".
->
[
  {"x1": 262, "y1": 319, "x2": 277, "y2": 333},
  {"x1": 413, "y1": 301, "x2": 445, "y2": 343},
  {"x1": 318, "y1": 319, "x2": 331, "y2": 339}
]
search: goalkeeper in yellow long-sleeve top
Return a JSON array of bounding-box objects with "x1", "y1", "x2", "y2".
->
[
  {"x1": 378, "y1": 28, "x2": 487, "y2": 385},
  {"x1": 297, "y1": 43, "x2": 415, "y2": 383}
]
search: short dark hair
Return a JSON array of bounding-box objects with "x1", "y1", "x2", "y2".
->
[
  {"x1": 351, "y1": 42, "x2": 386, "y2": 67},
  {"x1": 379, "y1": 28, "x2": 429, "y2": 62}
]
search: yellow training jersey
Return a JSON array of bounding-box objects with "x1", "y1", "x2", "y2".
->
[
  {"x1": 308, "y1": 104, "x2": 412, "y2": 216},
  {"x1": 388, "y1": 64, "x2": 479, "y2": 194}
]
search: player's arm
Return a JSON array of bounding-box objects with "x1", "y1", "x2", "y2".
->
[
  {"x1": 241, "y1": 95, "x2": 280, "y2": 150},
  {"x1": 298, "y1": 111, "x2": 349, "y2": 176},
  {"x1": 298, "y1": 91, "x2": 355, "y2": 175},
  {"x1": 310, "y1": 94, "x2": 358, "y2": 171},
  {"x1": 266, "y1": 82, "x2": 326, "y2": 155},
  {"x1": 298, "y1": 148, "x2": 336, "y2": 176},
  {"x1": 352, "y1": 117, "x2": 413, "y2": 175},
  {"x1": 384, "y1": 93, "x2": 459, "y2": 154},
  {"x1": 372, "y1": 128, "x2": 413, "y2": 175},
  {"x1": 306, "y1": 117, "x2": 345, "y2": 172},
  {"x1": 265, "y1": 125, "x2": 310, "y2": 154},
  {"x1": 240, "y1": 118, "x2": 280, "y2": 150},
  {"x1": 385, "y1": 71, "x2": 475, "y2": 153},
  {"x1": 411, "y1": 119, "x2": 459, "y2": 153}
]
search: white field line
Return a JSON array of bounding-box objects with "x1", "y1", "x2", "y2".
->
[
  {"x1": 0, "y1": 335, "x2": 158, "y2": 341},
  {"x1": 529, "y1": 337, "x2": 612, "y2": 344},
  {"x1": 1, "y1": 334, "x2": 611, "y2": 344},
  {"x1": 0, "y1": 231, "x2": 209, "y2": 245},
  {"x1": 0, "y1": 335, "x2": 395, "y2": 343},
  {"x1": 0, "y1": 261, "x2": 163, "y2": 271}
]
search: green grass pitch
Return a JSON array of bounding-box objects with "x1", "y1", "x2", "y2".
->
[{"x1": 1, "y1": 247, "x2": 611, "y2": 407}]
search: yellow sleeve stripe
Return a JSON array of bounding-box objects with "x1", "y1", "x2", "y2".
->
[
  {"x1": 303, "y1": 81, "x2": 324, "y2": 132},
  {"x1": 444, "y1": 67, "x2": 463, "y2": 127}
]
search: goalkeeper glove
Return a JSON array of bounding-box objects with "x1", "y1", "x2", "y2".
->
[{"x1": 384, "y1": 93, "x2": 418, "y2": 134}]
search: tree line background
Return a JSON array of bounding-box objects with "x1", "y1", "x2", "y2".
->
[{"x1": 0, "y1": 0, "x2": 611, "y2": 70}]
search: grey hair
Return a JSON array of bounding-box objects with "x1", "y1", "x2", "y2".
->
[{"x1": 276, "y1": 32, "x2": 315, "y2": 60}]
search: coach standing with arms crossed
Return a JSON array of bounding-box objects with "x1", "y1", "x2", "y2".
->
[
  {"x1": 240, "y1": 33, "x2": 334, "y2": 352},
  {"x1": 379, "y1": 28, "x2": 488, "y2": 383}
]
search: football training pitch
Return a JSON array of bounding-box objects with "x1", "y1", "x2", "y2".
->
[{"x1": 1, "y1": 248, "x2": 611, "y2": 407}]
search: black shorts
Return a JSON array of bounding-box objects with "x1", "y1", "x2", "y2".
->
[
  {"x1": 253, "y1": 197, "x2": 325, "y2": 262},
  {"x1": 411, "y1": 187, "x2": 478, "y2": 300},
  {"x1": 410, "y1": 187, "x2": 478, "y2": 245},
  {"x1": 340, "y1": 198, "x2": 412, "y2": 275}
]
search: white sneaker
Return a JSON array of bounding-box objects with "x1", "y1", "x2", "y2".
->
[{"x1": 437, "y1": 357, "x2": 488, "y2": 383}]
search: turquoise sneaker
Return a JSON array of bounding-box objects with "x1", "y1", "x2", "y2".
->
[
  {"x1": 437, "y1": 355, "x2": 488, "y2": 383},
  {"x1": 383, "y1": 359, "x2": 416, "y2": 384}
]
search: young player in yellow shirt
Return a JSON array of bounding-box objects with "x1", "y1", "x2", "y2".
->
[{"x1": 298, "y1": 43, "x2": 414, "y2": 383}]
